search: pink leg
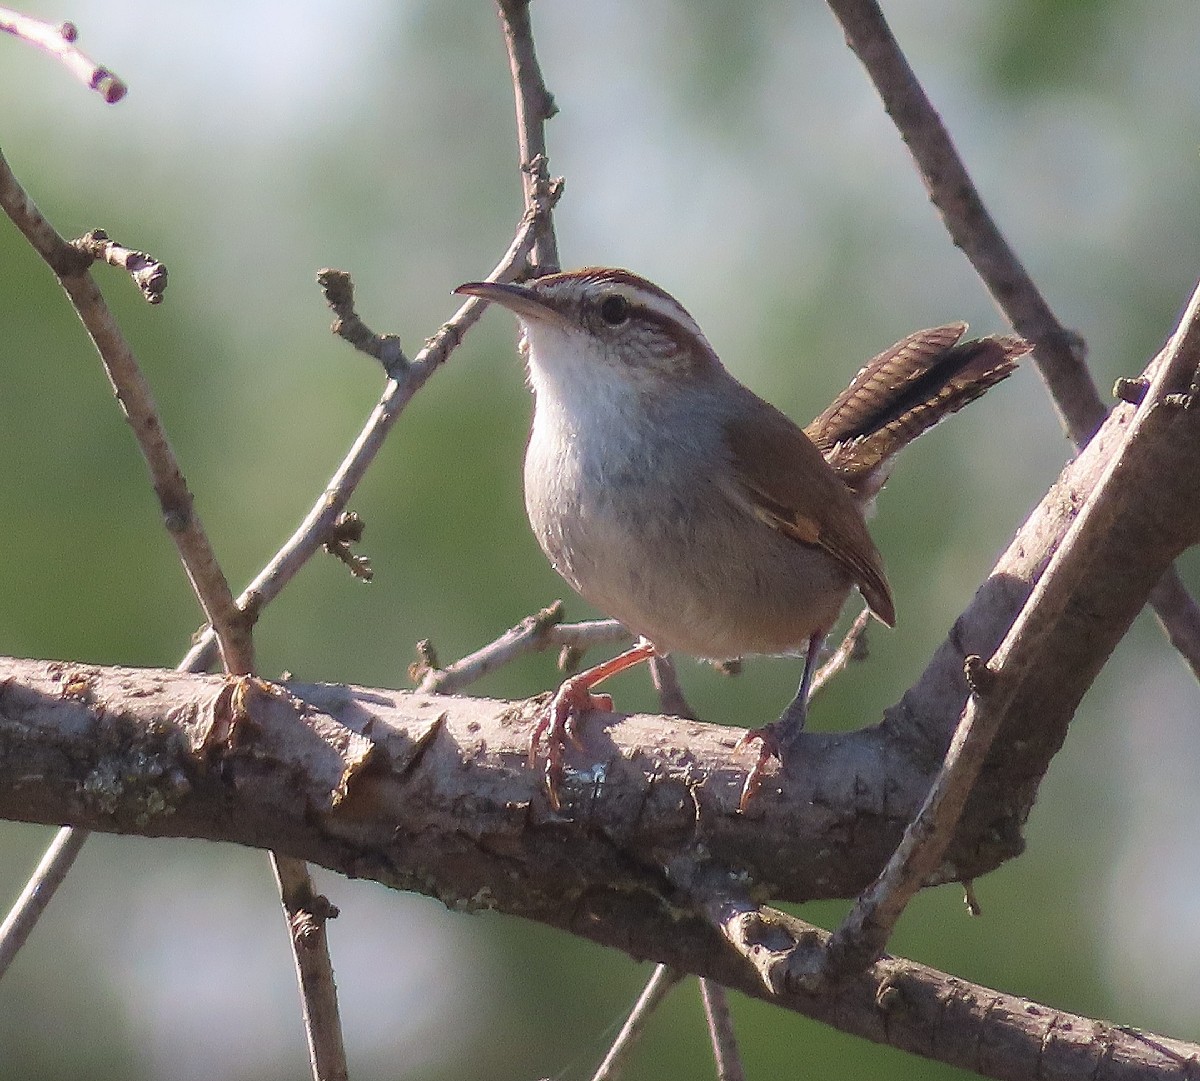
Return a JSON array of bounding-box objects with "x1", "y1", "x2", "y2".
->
[
  {"x1": 530, "y1": 639, "x2": 657, "y2": 809},
  {"x1": 736, "y1": 632, "x2": 825, "y2": 810}
]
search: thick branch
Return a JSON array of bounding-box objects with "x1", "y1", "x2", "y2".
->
[
  {"x1": 0, "y1": 657, "x2": 1196, "y2": 1081},
  {"x1": 820, "y1": 281, "x2": 1200, "y2": 975}
]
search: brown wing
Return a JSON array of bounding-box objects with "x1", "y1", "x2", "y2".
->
[{"x1": 722, "y1": 399, "x2": 896, "y2": 627}]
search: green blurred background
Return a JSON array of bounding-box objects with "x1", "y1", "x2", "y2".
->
[{"x1": 2, "y1": 1, "x2": 1198, "y2": 1078}]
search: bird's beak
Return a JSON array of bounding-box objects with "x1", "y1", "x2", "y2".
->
[{"x1": 454, "y1": 280, "x2": 570, "y2": 328}]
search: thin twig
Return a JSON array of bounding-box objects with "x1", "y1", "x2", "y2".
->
[
  {"x1": 496, "y1": 0, "x2": 560, "y2": 272},
  {"x1": 179, "y1": 201, "x2": 555, "y2": 673},
  {"x1": 1146, "y1": 570, "x2": 1200, "y2": 684},
  {"x1": 74, "y1": 228, "x2": 167, "y2": 304},
  {"x1": 322, "y1": 511, "x2": 373, "y2": 583},
  {"x1": 0, "y1": 151, "x2": 252, "y2": 674},
  {"x1": 0, "y1": 149, "x2": 351, "y2": 1079},
  {"x1": 553, "y1": 619, "x2": 631, "y2": 671},
  {"x1": 0, "y1": 7, "x2": 126, "y2": 102},
  {"x1": 825, "y1": 0, "x2": 1200, "y2": 685},
  {"x1": 418, "y1": 601, "x2": 566, "y2": 694},
  {"x1": 808, "y1": 605, "x2": 872, "y2": 701},
  {"x1": 698, "y1": 981, "x2": 746, "y2": 1081},
  {"x1": 649, "y1": 653, "x2": 695, "y2": 719},
  {"x1": 0, "y1": 826, "x2": 90, "y2": 979},
  {"x1": 413, "y1": 610, "x2": 629, "y2": 699},
  {"x1": 818, "y1": 277, "x2": 1200, "y2": 980},
  {"x1": 825, "y1": 0, "x2": 1101, "y2": 442},
  {"x1": 317, "y1": 268, "x2": 409, "y2": 377},
  {"x1": 272, "y1": 856, "x2": 349, "y2": 1081},
  {"x1": 590, "y1": 964, "x2": 685, "y2": 1081}
]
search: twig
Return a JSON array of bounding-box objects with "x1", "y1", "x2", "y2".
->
[
  {"x1": 808, "y1": 605, "x2": 872, "y2": 701},
  {"x1": 0, "y1": 826, "x2": 90, "y2": 979},
  {"x1": 496, "y1": 0, "x2": 560, "y2": 272},
  {"x1": 698, "y1": 981, "x2": 746, "y2": 1081},
  {"x1": 272, "y1": 856, "x2": 349, "y2": 1081},
  {"x1": 1146, "y1": 570, "x2": 1200, "y2": 684},
  {"x1": 825, "y1": 0, "x2": 1200, "y2": 686},
  {"x1": 649, "y1": 653, "x2": 695, "y2": 719},
  {"x1": 553, "y1": 619, "x2": 631, "y2": 671},
  {"x1": 818, "y1": 277, "x2": 1200, "y2": 980},
  {"x1": 322, "y1": 511, "x2": 373, "y2": 583},
  {"x1": 179, "y1": 200, "x2": 555, "y2": 673},
  {"x1": 73, "y1": 228, "x2": 167, "y2": 304},
  {"x1": 825, "y1": 0, "x2": 1101, "y2": 441},
  {"x1": 0, "y1": 8, "x2": 126, "y2": 103},
  {"x1": 590, "y1": 964, "x2": 684, "y2": 1081},
  {"x1": 0, "y1": 151, "x2": 350, "y2": 1079},
  {"x1": 418, "y1": 601, "x2": 566, "y2": 693},
  {"x1": 0, "y1": 151, "x2": 252, "y2": 677},
  {"x1": 317, "y1": 268, "x2": 408, "y2": 377}
]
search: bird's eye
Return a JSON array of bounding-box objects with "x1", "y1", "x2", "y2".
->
[{"x1": 598, "y1": 293, "x2": 629, "y2": 326}]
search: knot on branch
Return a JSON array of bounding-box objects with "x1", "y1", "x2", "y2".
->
[
  {"x1": 289, "y1": 893, "x2": 341, "y2": 948},
  {"x1": 963, "y1": 654, "x2": 998, "y2": 696},
  {"x1": 323, "y1": 511, "x2": 373, "y2": 582},
  {"x1": 72, "y1": 229, "x2": 168, "y2": 303}
]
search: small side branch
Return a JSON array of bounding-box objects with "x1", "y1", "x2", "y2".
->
[
  {"x1": 272, "y1": 857, "x2": 349, "y2": 1081},
  {"x1": 590, "y1": 965, "x2": 685, "y2": 1081},
  {"x1": 0, "y1": 8, "x2": 126, "y2": 102},
  {"x1": 73, "y1": 229, "x2": 168, "y2": 304},
  {"x1": 418, "y1": 601, "x2": 567, "y2": 694},
  {"x1": 317, "y1": 268, "x2": 409, "y2": 377},
  {"x1": 497, "y1": 0, "x2": 560, "y2": 271}
]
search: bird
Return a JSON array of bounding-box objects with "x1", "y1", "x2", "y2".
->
[{"x1": 455, "y1": 268, "x2": 1029, "y2": 807}]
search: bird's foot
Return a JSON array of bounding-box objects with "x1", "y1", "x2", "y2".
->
[
  {"x1": 736, "y1": 706, "x2": 806, "y2": 811},
  {"x1": 528, "y1": 677, "x2": 615, "y2": 810},
  {"x1": 735, "y1": 722, "x2": 787, "y2": 811}
]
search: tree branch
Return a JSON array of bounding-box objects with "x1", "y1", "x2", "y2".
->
[
  {"x1": 179, "y1": 194, "x2": 556, "y2": 674},
  {"x1": 497, "y1": 0, "x2": 560, "y2": 272},
  {"x1": 1, "y1": 656, "x2": 1197, "y2": 1081},
  {"x1": 0, "y1": 149, "x2": 252, "y2": 673},
  {"x1": 0, "y1": 8, "x2": 126, "y2": 103},
  {"x1": 822, "y1": 277, "x2": 1200, "y2": 977},
  {"x1": 824, "y1": 0, "x2": 1200, "y2": 684},
  {"x1": 591, "y1": 965, "x2": 684, "y2": 1081}
]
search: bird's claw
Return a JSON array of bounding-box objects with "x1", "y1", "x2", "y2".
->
[
  {"x1": 528, "y1": 679, "x2": 615, "y2": 809},
  {"x1": 735, "y1": 722, "x2": 789, "y2": 811}
]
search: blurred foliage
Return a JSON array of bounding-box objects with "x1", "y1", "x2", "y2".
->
[{"x1": 1, "y1": 1, "x2": 1198, "y2": 1079}]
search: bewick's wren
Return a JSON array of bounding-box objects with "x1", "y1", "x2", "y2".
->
[{"x1": 455, "y1": 268, "x2": 1028, "y2": 807}]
